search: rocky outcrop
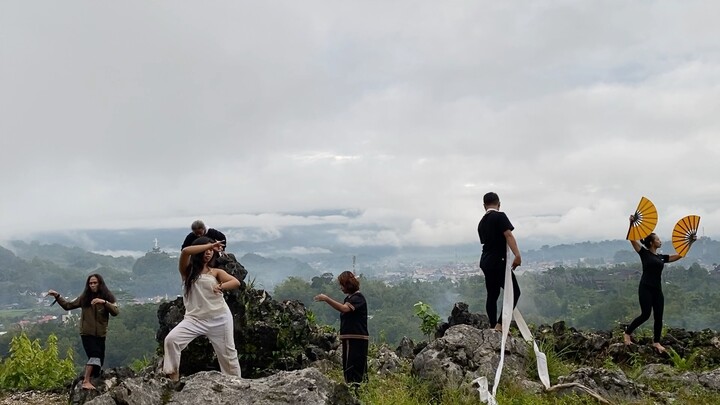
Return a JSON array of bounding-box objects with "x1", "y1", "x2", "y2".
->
[
  {"x1": 412, "y1": 324, "x2": 530, "y2": 391},
  {"x1": 553, "y1": 367, "x2": 652, "y2": 402},
  {"x1": 74, "y1": 368, "x2": 357, "y2": 405},
  {"x1": 395, "y1": 336, "x2": 415, "y2": 359},
  {"x1": 538, "y1": 321, "x2": 720, "y2": 369},
  {"x1": 411, "y1": 303, "x2": 720, "y2": 404},
  {"x1": 639, "y1": 364, "x2": 720, "y2": 392},
  {"x1": 435, "y1": 302, "x2": 490, "y2": 338},
  {"x1": 370, "y1": 345, "x2": 402, "y2": 376}
]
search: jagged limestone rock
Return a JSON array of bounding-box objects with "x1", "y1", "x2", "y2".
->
[
  {"x1": 395, "y1": 336, "x2": 415, "y2": 359},
  {"x1": 370, "y1": 345, "x2": 403, "y2": 376},
  {"x1": 555, "y1": 367, "x2": 654, "y2": 402},
  {"x1": 412, "y1": 324, "x2": 530, "y2": 391},
  {"x1": 80, "y1": 368, "x2": 357, "y2": 405},
  {"x1": 435, "y1": 302, "x2": 490, "y2": 338}
]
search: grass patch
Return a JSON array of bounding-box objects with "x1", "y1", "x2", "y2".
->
[{"x1": 526, "y1": 339, "x2": 573, "y2": 384}]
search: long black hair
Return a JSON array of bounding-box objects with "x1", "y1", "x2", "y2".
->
[
  {"x1": 183, "y1": 236, "x2": 215, "y2": 297},
  {"x1": 79, "y1": 273, "x2": 116, "y2": 307}
]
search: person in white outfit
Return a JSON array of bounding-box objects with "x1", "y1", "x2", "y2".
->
[{"x1": 163, "y1": 236, "x2": 242, "y2": 381}]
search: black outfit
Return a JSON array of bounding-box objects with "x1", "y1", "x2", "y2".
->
[
  {"x1": 81, "y1": 335, "x2": 106, "y2": 377},
  {"x1": 626, "y1": 247, "x2": 670, "y2": 343},
  {"x1": 181, "y1": 228, "x2": 227, "y2": 250},
  {"x1": 478, "y1": 210, "x2": 520, "y2": 327},
  {"x1": 340, "y1": 292, "x2": 369, "y2": 384}
]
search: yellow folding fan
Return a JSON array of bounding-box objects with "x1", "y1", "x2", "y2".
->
[
  {"x1": 626, "y1": 197, "x2": 658, "y2": 240},
  {"x1": 672, "y1": 215, "x2": 701, "y2": 257}
]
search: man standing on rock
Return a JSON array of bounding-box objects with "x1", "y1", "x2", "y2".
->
[{"x1": 478, "y1": 192, "x2": 522, "y2": 331}]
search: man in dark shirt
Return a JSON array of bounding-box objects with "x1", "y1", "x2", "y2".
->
[
  {"x1": 181, "y1": 220, "x2": 227, "y2": 250},
  {"x1": 478, "y1": 192, "x2": 522, "y2": 331}
]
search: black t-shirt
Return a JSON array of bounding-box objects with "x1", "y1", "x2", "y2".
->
[
  {"x1": 340, "y1": 292, "x2": 369, "y2": 340},
  {"x1": 638, "y1": 247, "x2": 669, "y2": 288},
  {"x1": 478, "y1": 210, "x2": 514, "y2": 261},
  {"x1": 181, "y1": 228, "x2": 227, "y2": 250}
]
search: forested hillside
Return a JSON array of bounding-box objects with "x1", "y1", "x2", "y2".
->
[
  {"x1": 1, "y1": 240, "x2": 719, "y2": 374},
  {"x1": 274, "y1": 261, "x2": 720, "y2": 344}
]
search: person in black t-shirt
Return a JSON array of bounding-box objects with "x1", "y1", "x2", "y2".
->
[
  {"x1": 478, "y1": 192, "x2": 522, "y2": 331},
  {"x1": 624, "y1": 218, "x2": 689, "y2": 353},
  {"x1": 181, "y1": 220, "x2": 227, "y2": 250},
  {"x1": 314, "y1": 271, "x2": 368, "y2": 385}
]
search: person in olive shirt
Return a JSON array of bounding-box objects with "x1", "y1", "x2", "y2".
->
[
  {"x1": 478, "y1": 192, "x2": 522, "y2": 331},
  {"x1": 314, "y1": 271, "x2": 368, "y2": 385},
  {"x1": 623, "y1": 221, "x2": 690, "y2": 353},
  {"x1": 48, "y1": 274, "x2": 119, "y2": 390}
]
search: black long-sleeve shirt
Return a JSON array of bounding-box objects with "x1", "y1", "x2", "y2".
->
[{"x1": 181, "y1": 228, "x2": 227, "y2": 250}]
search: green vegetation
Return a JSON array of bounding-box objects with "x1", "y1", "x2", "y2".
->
[
  {"x1": 0, "y1": 303, "x2": 159, "y2": 373},
  {"x1": 273, "y1": 263, "x2": 720, "y2": 347},
  {"x1": 1, "y1": 240, "x2": 719, "y2": 402},
  {"x1": 526, "y1": 338, "x2": 572, "y2": 384},
  {"x1": 667, "y1": 347, "x2": 701, "y2": 371},
  {"x1": 0, "y1": 333, "x2": 75, "y2": 390},
  {"x1": 413, "y1": 301, "x2": 441, "y2": 338},
  {"x1": 320, "y1": 354, "x2": 720, "y2": 405}
]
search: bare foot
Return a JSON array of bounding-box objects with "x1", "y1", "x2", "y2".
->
[
  {"x1": 167, "y1": 372, "x2": 179, "y2": 382},
  {"x1": 494, "y1": 323, "x2": 503, "y2": 332},
  {"x1": 623, "y1": 333, "x2": 634, "y2": 345},
  {"x1": 81, "y1": 382, "x2": 95, "y2": 390},
  {"x1": 652, "y1": 343, "x2": 667, "y2": 354}
]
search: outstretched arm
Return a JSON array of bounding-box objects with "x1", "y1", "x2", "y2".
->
[
  {"x1": 314, "y1": 294, "x2": 353, "y2": 313},
  {"x1": 668, "y1": 254, "x2": 683, "y2": 263},
  {"x1": 503, "y1": 230, "x2": 522, "y2": 270},
  {"x1": 46, "y1": 290, "x2": 80, "y2": 311}
]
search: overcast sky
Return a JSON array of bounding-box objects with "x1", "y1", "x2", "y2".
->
[{"x1": 2, "y1": 1, "x2": 719, "y2": 249}]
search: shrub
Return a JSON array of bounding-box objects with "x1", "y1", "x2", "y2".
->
[
  {"x1": 0, "y1": 332, "x2": 75, "y2": 390},
  {"x1": 413, "y1": 302, "x2": 441, "y2": 338}
]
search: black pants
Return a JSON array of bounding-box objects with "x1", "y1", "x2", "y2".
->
[
  {"x1": 81, "y1": 335, "x2": 106, "y2": 378},
  {"x1": 626, "y1": 283, "x2": 664, "y2": 343},
  {"x1": 481, "y1": 255, "x2": 520, "y2": 327},
  {"x1": 342, "y1": 338, "x2": 368, "y2": 385}
]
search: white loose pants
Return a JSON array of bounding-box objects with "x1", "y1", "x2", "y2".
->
[{"x1": 163, "y1": 308, "x2": 241, "y2": 377}]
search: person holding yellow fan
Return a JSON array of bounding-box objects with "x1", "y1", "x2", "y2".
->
[{"x1": 623, "y1": 197, "x2": 699, "y2": 353}]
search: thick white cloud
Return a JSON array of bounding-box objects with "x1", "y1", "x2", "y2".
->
[{"x1": 2, "y1": 1, "x2": 720, "y2": 247}]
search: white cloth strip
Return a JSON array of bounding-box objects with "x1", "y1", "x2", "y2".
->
[{"x1": 478, "y1": 245, "x2": 551, "y2": 404}]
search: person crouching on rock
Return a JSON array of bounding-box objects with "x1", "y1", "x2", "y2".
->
[
  {"x1": 163, "y1": 237, "x2": 242, "y2": 381},
  {"x1": 314, "y1": 271, "x2": 369, "y2": 386},
  {"x1": 47, "y1": 274, "x2": 119, "y2": 390}
]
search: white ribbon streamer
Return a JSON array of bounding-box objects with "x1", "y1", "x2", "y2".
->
[{"x1": 477, "y1": 245, "x2": 550, "y2": 404}]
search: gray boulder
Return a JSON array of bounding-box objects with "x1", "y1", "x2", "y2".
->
[
  {"x1": 395, "y1": 336, "x2": 415, "y2": 360},
  {"x1": 555, "y1": 367, "x2": 654, "y2": 403},
  {"x1": 412, "y1": 324, "x2": 529, "y2": 391},
  {"x1": 370, "y1": 345, "x2": 403, "y2": 376},
  {"x1": 697, "y1": 368, "x2": 720, "y2": 391},
  {"x1": 83, "y1": 368, "x2": 357, "y2": 405}
]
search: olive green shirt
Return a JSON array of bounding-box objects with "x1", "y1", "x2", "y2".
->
[{"x1": 55, "y1": 296, "x2": 119, "y2": 337}]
